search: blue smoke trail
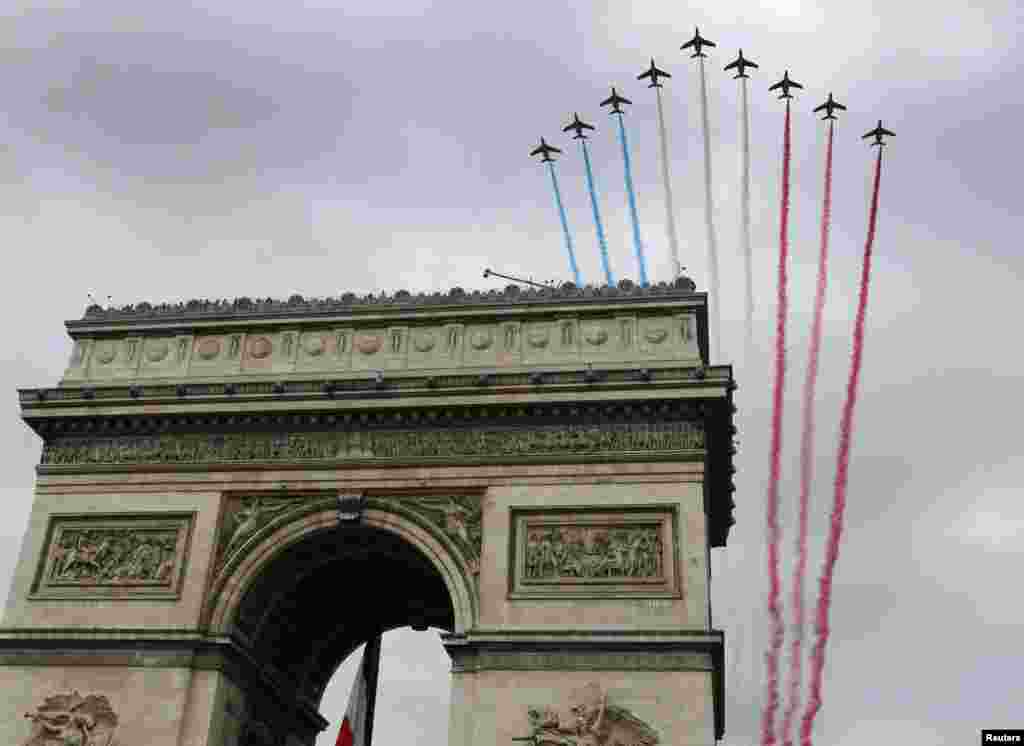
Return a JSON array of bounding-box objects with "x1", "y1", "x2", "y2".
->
[
  {"x1": 546, "y1": 160, "x2": 582, "y2": 286},
  {"x1": 615, "y1": 113, "x2": 649, "y2": 287},
  {"x1": 580, "y1": 140, "x2": 614, "y2": 287}
]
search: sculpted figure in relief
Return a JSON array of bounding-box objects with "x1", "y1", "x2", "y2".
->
[
  {"x1": 524, "y1": 526, "x2": 662, "y2": 581},
  {"x1": 23, "y1": 691, "x2": 120, "y2": 746},
  {"x1": 47, "y1": 529, "x2": 177, "y2": 585},
  {"x1": 223, "y1": 498, "x2": 292, "y2": 559},
  {"x1": 517, "y1": 683, "x2": 659, "y2": 746}
]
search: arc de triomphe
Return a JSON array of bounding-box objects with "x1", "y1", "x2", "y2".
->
[{"x1": 0, "y1": 279, "x2": 735, "y2": 746}]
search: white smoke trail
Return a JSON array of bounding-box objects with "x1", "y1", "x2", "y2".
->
[
  {"x1": 655, "y1": 86, "x2": 683, "y2": 280},
  {"x1": 699, "y1": 56, "x2": 722, "y2": 362},
  {"x1": 741, "y1": 76, "x2": 754, "y2": 364}
]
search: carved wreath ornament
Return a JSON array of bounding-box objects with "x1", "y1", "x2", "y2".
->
[
  {"x1": 23, "y1": 691, "x2": 121, "y2": 746},
  {"x1": 515, "y1": 683, "x2": 659, "y2": 746}
]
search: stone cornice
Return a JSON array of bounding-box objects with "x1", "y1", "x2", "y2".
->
[
  {"x1": 21, "y1": 364, "x2": 731, "y2": 413},
  {"x1": 72, "y1": 278, "x2": 700, "y2": 329}
]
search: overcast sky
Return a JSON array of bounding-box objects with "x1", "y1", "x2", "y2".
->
[{"x1": 1, "y1": 1, "x2": 1021, "y2": 744}]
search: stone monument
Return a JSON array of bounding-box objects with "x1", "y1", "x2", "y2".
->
[{"x1": 0, "y1": 278, "x2": 736, "y2": 745}]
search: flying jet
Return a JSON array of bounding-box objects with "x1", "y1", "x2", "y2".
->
[
  {"x1": 862, "y1": 120, "x2": 895, "y2": 147},
  {"x1": 769, "y1": 70, "x2": 804, "y2": 99},
  {"x1": 600, "y1": 87, "x2": 632, "y2": 115},
  {"x1": 529, "y1": 137, "x2": 561, "y2": 163},
  {"x1": 637, "y1": 58, "x2": 672, "y2": 88},
  {"x1": 813, "y1": 93, "x2": 847, "y2": 120},
  {"x1": 724, "y1": 49, "x2": 758, "y2": 79},
  {"x1": 562, "y1": 113, "x2": 596, "y2": 140},
  {"x1": 680, "y1": 27, "x2": 716, "y2": 58}
]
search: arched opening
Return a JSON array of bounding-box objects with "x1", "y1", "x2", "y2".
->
[{"x1": 227, "y1": 522, "x2": 459, "y2": 745}]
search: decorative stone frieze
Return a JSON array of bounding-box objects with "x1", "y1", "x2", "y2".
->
[
  {"x1": 509, "y1": 508, "x2": 679, "y2": 599},
  {"x1": 31, "y1": 513, "x2": 194, "y2": 600},
  {"x1": 40, "y1": 421, "x2": 704, "y2": 468}
]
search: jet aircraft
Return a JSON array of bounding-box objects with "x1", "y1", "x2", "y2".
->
[
  {"x1": 680, "y1": 27, "x2": 716, "y2": 58},
  {"x1": 769, "y1": 70, "x2": 804, "y2": 99},
  {"x1": 529, "y1": 138, "x2": 561, "y2": 163},
  {"x1": 813, "y1": 93, "x2": 847, "y2": 120},
  {"x1": 724, "y1": 49, "x2": 758, "y2": 79},
  {"x1": 637, "y1": 59, "x2": 672, "y2": 88},
  {"x1": 600, "y1": 88, "x2": 632, "y2": 115},
  {"x1": 562, "y1": 113, "x2": 595, "y2": 140},
  {"x1": 862, "y1": 120, "x2": 895, "y2": 147}
]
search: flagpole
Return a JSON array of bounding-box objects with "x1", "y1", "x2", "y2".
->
[{"x1": 363, "y1": 633, "x2": 383, "y2": 746}]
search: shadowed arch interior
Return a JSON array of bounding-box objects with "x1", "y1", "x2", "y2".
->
[{"x1": 233, "y1": 524, "x2": 456, "y2": 706}]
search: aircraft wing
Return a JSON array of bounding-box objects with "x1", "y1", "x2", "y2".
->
[
  {"x1": 723, "y1": 59, "x2": 738, "y2": 71},
  {"x1": 768, "y1": 80, "x2": 782, "y2": 91},
  {"x1": 680, "y1": 39, "x2": 695, "y2": 49},
  {"x1": 620, "y1": 95, "x2": 632, "y2": 104},
  {"x1": 637, "y1": 69, "x2": 653, "y2": 80},
  {"x1": 812, "y1": 102, "x2": 827, "y2": 112},
  {"x1": 703, "y1": 38, "x2": 716, "y2": 47},
  {"x1": 834, "y1": 102, "x2": 847, "y2": 110},
  {"x1": 879, "y1": 126, "x2": 895, "y2": 136},
  {"x1": 791, "y1": 80, "x2": 804, "y2": 88}
]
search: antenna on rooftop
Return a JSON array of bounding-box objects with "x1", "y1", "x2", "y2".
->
[{"x1": 482, "y1": 268, "x2": 558, "y2": 289}]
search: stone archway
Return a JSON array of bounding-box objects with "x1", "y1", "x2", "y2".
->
[
  {"x1": 200, "y1": 495, "x2": 477, "y2": 745},
  {"x1": 206, "y1": 496, "x2": 478, "y2": 638}
]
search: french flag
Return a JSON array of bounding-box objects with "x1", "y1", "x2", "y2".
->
[{"x1": 334, "y1": 635, "x2": 382, "y2": 746}]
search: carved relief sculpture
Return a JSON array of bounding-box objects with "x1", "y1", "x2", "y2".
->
[
  {"x1": 523, "y1": 526, "x2": 663, "y2": 581},
  {"x1": 515, "y1": 683, "x2": 659, "y2": 746},
  {"x1": 23, "y1": 691, "x2": 121, "y2": 746},
  {"x1": 218, "y1": 497, "x2": 294, "y2": 567},
  {"x1": 40, "y1": 422, "x2": 704, "y2": 467},
  {"x1": 413, "y1": 495, "x2": 483, "y2": 574},
  {"x1": 33, "y1": 515, "x2": 192, "y2": 599}
]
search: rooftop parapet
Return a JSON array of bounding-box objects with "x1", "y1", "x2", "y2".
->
[{"x1": 60, "y1": 279, "x2": 709, "y2": 386}]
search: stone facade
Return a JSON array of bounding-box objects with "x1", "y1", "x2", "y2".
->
[{"x1": 3, "y1": 285, "x2": 735, "y2": 746}]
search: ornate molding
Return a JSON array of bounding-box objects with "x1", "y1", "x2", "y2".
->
[
  {"x1": 450, "y1": 650, "x2": 711, "y2": 673},
  {"x1": 40, "y1": 421, "x2": 704, "y2": 468},
  {"x1": 76, "y1": 278, "x2": 699, "y2": 323},
  {"x1": 31, "y1": 513, "x2": 194, "y2": 600}
]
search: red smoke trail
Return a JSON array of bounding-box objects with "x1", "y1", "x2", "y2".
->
[
  {"x1": 760, "y1": 99, "x2": 792, "y2": 746},
  {"x1": 781, "y1": 120, "x2": 834, "y2": 746},
  {"x1": 800, "y1": 147, "x2": 884, "y2": 746}
]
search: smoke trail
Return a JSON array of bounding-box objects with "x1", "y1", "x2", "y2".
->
[
  {"x1": 581, "y1": 139, "x2": 615, "y2": 286},
  {"x1": 615, "y1": 112, "x2": 649, "y2": 287},
  {"x1": 740, "y1": 76, "x2": 754, "y2": 362},
  {"x1": 800, "y1": 146, "x2": 884, "y2": 746},
  {"x1": 698, "y1": 56, "x2": 722, "y2": 361},
  {"x1": 655, "y1": 86, "x2": 682, "y2": 280},
  {"x1": 760, "y1": 100, "x2": 792, "y2": 746},
  {"x1": 781, "y1": 119, "x2": 834, "y2": 746},
  {"x1": 547, "y1": 160, "x2": 582, "y2": 286}
]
